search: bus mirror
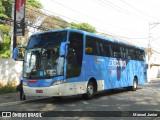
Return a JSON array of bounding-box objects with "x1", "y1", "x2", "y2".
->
[
  {"x1": 86, "y1": 47, "x2": 92, "y2": 54},
  {"x1": 13, "y1": 47, "x2": 26, "y2": 61},
  {"x1": 60, "y1": 42, "x2": 70, "y2": 57}
]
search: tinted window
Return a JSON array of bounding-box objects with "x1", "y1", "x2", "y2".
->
[
  {"x1": 128, "y1": 47, "x2": 145, "y2": 61},
  {"x1": 102, "y1": 41, "x2": 111, "y2": 57},
  {"x1": 67, "y1": 32, "x2": 84, "y2": 78},
  {"x1": 121, "y1": 46, "x2": 127, "y2": 59},
  {"x1": 86, "y1": 36, "x2": 99, "y2": 55},
  {"x1": 111, "y1": 43, "x2": 121, "y2": 58},
  {"x1": 27, "y1": 31, "x2": 67, "y2": 49}
]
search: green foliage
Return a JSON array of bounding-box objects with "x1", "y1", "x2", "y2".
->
[
  {"x1": 40, "y1": 15, "x2": 69, "y2": 30},
  {"x1": 0, "y1": 24, "x2": 10, "y2": 34},
  {"x1": 26, "y1": 0, "x2": 42, "y2": 9},
  {"x1": 0, "y1": 0, "x2": 12, "y2": 18},
  {"x1": 70, "y1": 22, "x2": 97, "y2": 33},
  {"x1": 0, "y1": 85, "x2": 17, "y2": 94},
  {"x1": 0, "y1": 35, "x2": 10, "y2": 58}
]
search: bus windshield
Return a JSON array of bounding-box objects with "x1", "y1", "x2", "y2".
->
[
  {"x1": 27, "y1": 31, "x2": 67, "y2": 49},
  {"x1": 23, "y1": 45, "x2": 64, "y2": 79}
]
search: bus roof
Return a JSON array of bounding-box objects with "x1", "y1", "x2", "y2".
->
[{"x1": 65, "y1": 28, "x2": 144, "y2": 51}]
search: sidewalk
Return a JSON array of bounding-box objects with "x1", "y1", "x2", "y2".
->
[
  {"x1": 0, "y1": 92, "x2": 47, "y2": 107},
  {"x1": 0, "y1": 78, "x2": 160, "y2": 106},
  {"x1": 149, "y1": 78, "x2": 160, "y2": 83}
]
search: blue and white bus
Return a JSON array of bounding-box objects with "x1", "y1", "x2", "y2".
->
[{"x1": 14, "y1": 28, "x2": 147, "y2": 100}]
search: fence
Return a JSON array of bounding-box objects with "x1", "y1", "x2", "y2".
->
[{"x1": 0, "y1": 58, "x2": 22, "y2": 86}]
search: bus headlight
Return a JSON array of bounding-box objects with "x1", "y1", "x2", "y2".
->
[
  {"x1": 23, "y1": 81, "x2": 28, "y2": 86},
  {"x1": 52, "y1": 80, "x2": 66, "y2": 86}
]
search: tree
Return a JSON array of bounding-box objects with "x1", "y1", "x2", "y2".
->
[
  {"x1": 0, "y1": 0, "x2": 42, "y2": 58},
  {"x1": 40, "y1": 15, "x2": 69, "y2": 31},
  {"x1": 70, "y1": 22, "x2": 97, "y2": 33},
  {"x1": 26, "y1": 0, "x2": 42, "y2": 9}
]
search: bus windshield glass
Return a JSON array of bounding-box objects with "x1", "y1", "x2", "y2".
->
[
  {"x1": 23, "y1": 46, "x2": 64, "y2": 79},
  {"x1": 23, "y1": 31, "x2": 67, "y2": 79},
  {"x1": 27, "y1": 31, "x2": 67, "y2": 49}
]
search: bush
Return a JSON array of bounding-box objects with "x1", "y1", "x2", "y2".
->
[{"x1": 0, "y1": 85, "x2": 17, "y2": 94}]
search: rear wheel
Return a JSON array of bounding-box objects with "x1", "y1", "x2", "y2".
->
[
  {"x1": 83, "y1": 82, "x2": 94, "y2": 100},
  {"x1": 127, "y1": 78, "x2": 138, "y2": 91},
  {"x1": 132, "y1": 78, "x2": 138, "y2": 91}
]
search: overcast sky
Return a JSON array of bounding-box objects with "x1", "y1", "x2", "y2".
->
[{"x1": 38, "y1": 0, "x2": 160, "y2": 51}]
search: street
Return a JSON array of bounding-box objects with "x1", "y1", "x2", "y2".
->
[{"x1": 0, "y1": 82, "x2": 160, "y2": 120}]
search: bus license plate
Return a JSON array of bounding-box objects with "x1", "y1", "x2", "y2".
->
[{"x1": 36, "y1": 90, "x2": 43, "y2": 93}]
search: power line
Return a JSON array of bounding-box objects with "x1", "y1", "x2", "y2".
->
[
  {"x1": 96, "y1": 0, "x2": 150, "y2": 22},
  {"x1": 120, "y1": 0, "x2": 160, "y2": 21},
  {"x1": 47, "y1": 0, "x2": 145, "y2": 36},
  {"x1": 21, "y1": 5, "x2": 149, "y2": 47}
]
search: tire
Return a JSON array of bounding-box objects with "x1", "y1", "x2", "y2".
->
[
  {"x1": 132, "y1": 78, "x2": 138, "y2": 91},
  {"x1": 126, "y1": 78, "x2": 138, "y2": 91},
  {"x1": 83, "y1": 82, "x2": 94, "y2": 100}
]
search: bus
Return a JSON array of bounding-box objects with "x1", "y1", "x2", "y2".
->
[{"x1": 14, "y1": 28, "x2": 147, "y2": 100}]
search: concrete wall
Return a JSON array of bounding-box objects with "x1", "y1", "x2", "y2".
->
[
  {"x1": 150, "y1": 66, "x2": 160, "y2": 78},
  {"x1": 0, "y1": 58, "x2": 23, "y2": 86}
]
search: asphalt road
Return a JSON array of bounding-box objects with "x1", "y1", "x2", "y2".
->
[{"x1": 0, "y1": 82, "x2": 160, "y2": 120}]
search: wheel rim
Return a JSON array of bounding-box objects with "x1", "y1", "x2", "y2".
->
[{"x1": 88, "y1": 84, "x2": 94, "y2": 95}]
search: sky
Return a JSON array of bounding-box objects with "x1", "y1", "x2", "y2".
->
[{"x1": 38, "y1": 0, "x2": 160, "y2": 52}]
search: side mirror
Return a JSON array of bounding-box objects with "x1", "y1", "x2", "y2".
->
[
  {"x1": 13, "y1": 46, "x2": 26, "y2": 61},
  {"x1": 59, "y1": 42, "x2": 70, "y2": 57}
]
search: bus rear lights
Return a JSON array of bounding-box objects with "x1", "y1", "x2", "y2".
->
[
  {"x1": 28, "y1": 79, "x2": 37, "y2": 83},
  {"x1": 52, "y1": 80, "x2": 66, "y2": 86}
]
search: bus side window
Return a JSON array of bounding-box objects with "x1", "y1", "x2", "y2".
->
[
  {"x1": 102, "y1": 41, "x2": 110, "y2": 57},
  {"x1": 111, "y1": 43, "x2": 121, "y2": 58},
  {"x1": 128, "y1": 48, "x2": 134, "y2": 60},
  {"x1": 86, "y1": 36, "x2": 99, "y2": 56},
  {"x1": 121, "y1": 47, "x2": 127, "y2": 59}
]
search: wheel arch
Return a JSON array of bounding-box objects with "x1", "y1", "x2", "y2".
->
[
  {"x1": 134, "y1": 75, "x2": 138, "y2": 84},
  {"x1": 87, "y1": 77, "x2": 98, "y2": 92}
]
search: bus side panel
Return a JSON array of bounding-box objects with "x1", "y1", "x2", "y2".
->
[
  {"x1": 84, "y1": 55, "x2": 147, "y2": 92},
  {"x1": 84, "y1": 55, "x2": 111, "y2": 90}
]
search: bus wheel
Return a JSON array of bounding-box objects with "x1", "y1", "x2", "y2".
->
[
  {"x1": 126, "y1": 78, "x2": 138, "y2": 91},
  {"x1": 131, "y1": 78, "x2": 138, "y2": 91},
  {"x1": 83, "y1": 82, "x2": 94, "y2": 100}
]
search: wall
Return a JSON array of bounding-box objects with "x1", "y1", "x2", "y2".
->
[
  {"x1": 150, "y1": 52, "x2": 160, "y2": 78},
  {"x1": 0, "y1": 58, "x2": 23, "y2": 86}
]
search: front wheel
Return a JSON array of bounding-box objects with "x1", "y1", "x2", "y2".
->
[{"x1": 82, "y1": 82, "x2": 94, "y2": 100}]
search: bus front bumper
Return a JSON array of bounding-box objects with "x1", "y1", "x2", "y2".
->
[{"x1": 23, "y1": 84, "x2": 67, "y2": 97}]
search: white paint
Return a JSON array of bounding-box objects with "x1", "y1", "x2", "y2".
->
[{"x1": 0, "y1": 58, "x2": 23, "y2": 86}]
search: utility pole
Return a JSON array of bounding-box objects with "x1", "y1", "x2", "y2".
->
[
  {"x1": 10, "y1": 0, "x2": 25, "y2": 58},
  {"x1": 10, "y1": 0, "x2": 16, "y2": 58},
  {"x1": 147, "y1": 22, "x2": 160, "y2": 82}
]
